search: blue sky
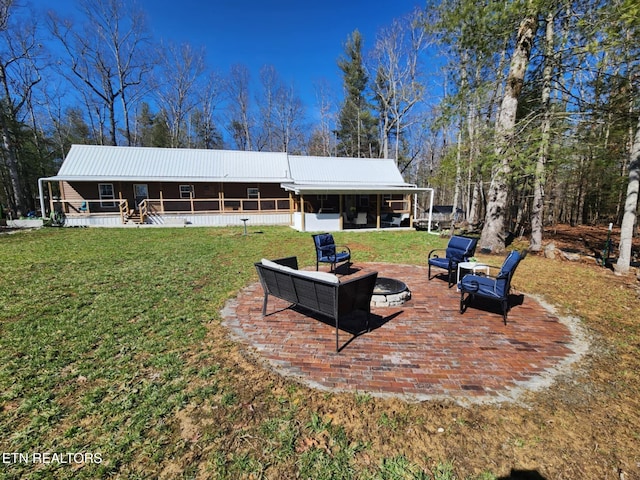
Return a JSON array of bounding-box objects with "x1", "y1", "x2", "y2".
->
[
  {"x1": 32, "y1": 0, "x2": 425, "y2": 112},
  {"x1": 139, "y1": 0, "x2": 424, "y2": 103}
]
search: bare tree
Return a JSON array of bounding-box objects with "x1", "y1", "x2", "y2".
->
[
  {"x1": 154, "y1": 42, "x2": 205, "y2": 148},
  {"x1": 0, "y1": 0, "x2": 43, "y2": 213},
  {"x1": 48, "y1": 0, "x2": 151, "y2": 146},
  {"x1": 254, "y1": 65, "x2": 306, "y2": 153},
  {"x1": 191, "y1": 71, "x2": 224, "y2": 149},
  {"x1": 308, "y1": 79, "x2": 336, "y2": 156},
  {"x1": 256, "y1": 64, "x2": 277, "y2": 151},
  {"x1": 226, "y1": 63, "x2": 253, "y2": 151},
  {"x1": 371, "y1": 8, "x2": 428, "y2": 161}
]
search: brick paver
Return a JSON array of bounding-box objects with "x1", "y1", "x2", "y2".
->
[{"x1": 222, "y1": 263, "x2": 589, "y2": 404}]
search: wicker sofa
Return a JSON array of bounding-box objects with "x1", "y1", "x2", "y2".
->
[{"x1": 254, "y1": 256, "x2": 378, "y2": 352}]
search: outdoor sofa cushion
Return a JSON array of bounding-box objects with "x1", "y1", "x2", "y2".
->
[{"x1": 260, "y1": 258, "x2": 339, "y2": 283}]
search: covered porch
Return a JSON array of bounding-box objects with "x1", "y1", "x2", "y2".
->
[{"x1": 283, "y1": 184, "x2": 433, "y2": 232}]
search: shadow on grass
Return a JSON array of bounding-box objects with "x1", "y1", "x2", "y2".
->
[{"x1": 498, "y1": 469, "x2": 547, "y2": 480}]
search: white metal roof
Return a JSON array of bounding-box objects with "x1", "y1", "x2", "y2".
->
[
  {"x1": 280, "y1": 183, "x2": 428, "y2": 195},
  {"x1": 46, "y1": 145, "x2": 426, "y2": 193},
  {"x1": 52, "y1": 145, "x2": 291, "y2": 182},
  {"x1": 288, "y1": 155, "x2": 407, "y2": 185}
]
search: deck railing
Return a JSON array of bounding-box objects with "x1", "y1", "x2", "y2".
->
[
  {"x1": 52, "y1": 196, "x2": 293, "y2": 217},
  {"x1": 142, "y1": 196, "x2": 292, "y2": 215},
  {"x1": 118, "y1": 199, "x2": 129, "y2": 223}
]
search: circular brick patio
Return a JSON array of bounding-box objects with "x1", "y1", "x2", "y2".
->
[{"x1": 222, "y1": 263, "x2": 589, "y2": 404}]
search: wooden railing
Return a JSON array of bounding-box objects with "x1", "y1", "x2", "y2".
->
[
  {"x1": 118, "y1": 199, "x2": 129, "y2": 223},
  {"x1": 138, "y1": 199, "x2": 149, "y2": 224},
  {"x1": 144, "y1": 196, "x2": 292, "y2": 215},
  {"x1": 52, "y1": 196, "x2": 292, "y2": 223}
]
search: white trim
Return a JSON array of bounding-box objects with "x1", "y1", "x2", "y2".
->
[{"x1": 98, "y1": 183, "x2": 116, "y2": 207}]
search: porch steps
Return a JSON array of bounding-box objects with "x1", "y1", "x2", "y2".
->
[{"x1": 124, "y1": 212, "x2": 142, "y2": 225}]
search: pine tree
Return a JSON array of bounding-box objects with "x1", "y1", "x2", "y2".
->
[{"x1": 336, "y1": 30, "x2": 379, "y2": 158}]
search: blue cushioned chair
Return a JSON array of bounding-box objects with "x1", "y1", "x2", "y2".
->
[
  {"x1": 428, "y1": 235, "x2": 478, "y2": 287},
  {"x1": 312, "y1": 233, "x2": 351, "y2": 272},
  {"x1": 458, "y1": 250, "x2": 524, "y2": 324}
]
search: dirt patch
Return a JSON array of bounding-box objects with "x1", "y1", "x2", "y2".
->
[{"x1": 544, "y1": 223, "x2": 639, "y2": 264}]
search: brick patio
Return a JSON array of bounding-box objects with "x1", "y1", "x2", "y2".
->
[{"x1": 222, "y1": 262, "x2": 589, "y2": 404}]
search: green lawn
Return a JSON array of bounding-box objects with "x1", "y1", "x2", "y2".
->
[
  {"x1": 1, "y1": 226, "x2": 637, "y2": 479},
  {"x1": 0, "y1": 227, "x2": 450, "y2": 479}
]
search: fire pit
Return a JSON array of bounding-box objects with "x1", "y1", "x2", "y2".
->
[{"x1": 371, "y1": 277, "x2": 411, "y2": 307}]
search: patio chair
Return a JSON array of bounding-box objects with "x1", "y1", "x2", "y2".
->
[
  {"x1": 382, "y1": 214, "x2": 402, "y2": 228},
  {"x1": 355, "y1": 212, "x2": 367, "y2": 227},
  {"x1": 312, "y1": 233, "x2": 351, "y2": 272},
  {"x1": 428, "y1": 235, "x2": 478, "y2": 287},
  {"x1": 458, "y1": 249, "x2": 524, "y2": 324}
]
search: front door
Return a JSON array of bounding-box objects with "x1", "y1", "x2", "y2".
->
[{"x1": 133, "y1": 184, "x2": 148, "y2": 209}]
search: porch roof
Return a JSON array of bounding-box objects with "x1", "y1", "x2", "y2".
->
[{"x1": 280, "y1": 183, "x2": 430, "y2": 195}]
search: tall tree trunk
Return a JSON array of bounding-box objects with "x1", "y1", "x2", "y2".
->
[
  {"x1": 453, "y1": 125, "x2": 463, "y2": 228},
  {"x1": 530, "y1": 12, "x2": 555, "y2": 252},
  {"x1": 615, "y1": 114, "x2": 640, "y2": 275},
  {"x1": 0, "y1": 116, "x2": 24, "y2": 214},
  {"x1": 480, "y1": 14, "x2": 538, "y2": 253},
  {"x1": 0, "y1": 64, "x2": 24, "y2": 214}
]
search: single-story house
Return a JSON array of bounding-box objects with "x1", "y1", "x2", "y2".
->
[{"x1": 38, "y1": 145, "x2": 434, "y2": 231}]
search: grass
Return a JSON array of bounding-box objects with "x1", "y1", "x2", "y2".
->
[{"x1": 0, "y1": 226, "x2": 638, "y2": 479}]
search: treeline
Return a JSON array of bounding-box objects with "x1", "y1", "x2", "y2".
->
[
  {"x1": 0, "y1": 0, "x2": 431, "y2": 216},
  {"x1": 1, "y1": 0, "x2": 639, "y2": 268},
  {"x1": 422, "y1": 0, "x2": 638, "y2": 269}
]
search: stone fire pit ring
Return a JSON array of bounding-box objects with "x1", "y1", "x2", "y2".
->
[{"x1": 371, "y1": 277, "x2": 411, "y2": 307}]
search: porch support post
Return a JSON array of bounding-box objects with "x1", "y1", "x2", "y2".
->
[
  {"x1": 411, "y1": 194, "x2": 416, "y2": 227},
  {"x1": 289, "y1": 191, "x2": 293, "y2": 226},
  {"x1": 160, "y1": 190, "x2": 165, "y2": 213},
  {"x1": 119, "y1": 192, "x2": 125, "y2": 223},
  {"x1": 339, "y1": 194, "x2": 343, "y2": 230},
  {"x1": 47, "y1": 181, "x2": 53, "y2": 213},
  {"x1": 300, "y1": 194, "x2": 306, "y2": 232},
  {"x1": 376, "y1": 194, "x2": 381, "y2": 229}
]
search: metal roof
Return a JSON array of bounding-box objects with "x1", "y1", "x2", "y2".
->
[
  {"x1": 46, "y1": 145, "x2": 425, "y2": 194},
  {"x1": 288, "y1": 155, "x2": 407, "y2": 185},
  {"x1": 280, "y1": 183, "x2": 430, "y2": 195},
  {"x1": 52, "y1": 145, "x2": 291, "y2": 182}
]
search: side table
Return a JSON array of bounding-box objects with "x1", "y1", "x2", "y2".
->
[{"x1": 457, "y1": 261, "x2": 490, "y2": 290}]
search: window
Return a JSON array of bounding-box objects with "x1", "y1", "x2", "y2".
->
[
  {"x1": 180, "y1": 185, "x2": 194, "y2": 199},
  {"x1": 247, "y1": 188, "x2": 259, "y2": 199},
  {"x1": 98, "y1": 183, "x2": 115, "y2": 207}
]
